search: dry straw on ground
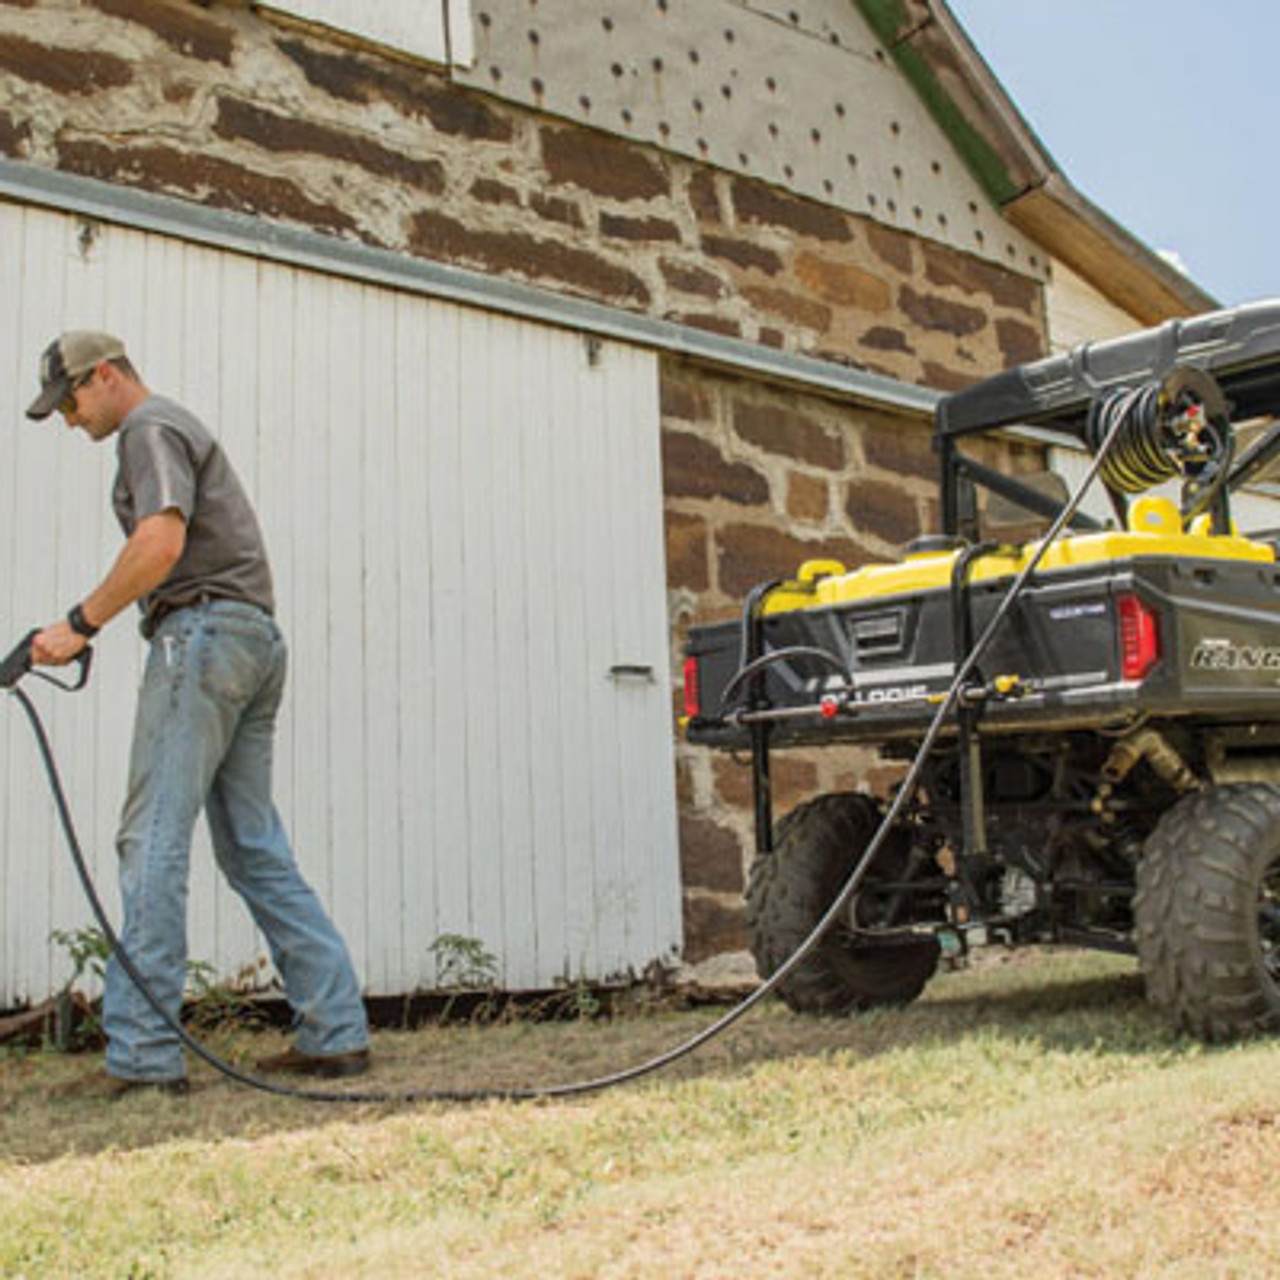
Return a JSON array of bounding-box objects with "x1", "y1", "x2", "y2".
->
[{"x1": 3, "y1": 948, "x2": 1279, "y2": 1278}]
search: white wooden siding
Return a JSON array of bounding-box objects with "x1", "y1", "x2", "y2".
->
[
  {"x1": 0, "y1": 202, "x2": 682, "y2": 1005},
  {"x1": 1045, "y1": 259, "x2": 1142, "y2": 354},
  {"x1": 1048, "y1": 447, "x2": 1280, "y2": 535},
  {"x1": 260, "y1": 0, "x2": 471, "y2": 65}
]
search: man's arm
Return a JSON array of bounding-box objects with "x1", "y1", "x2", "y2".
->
[{"x1": 32, "y1": 509, "x2": 187, "y2": 665}]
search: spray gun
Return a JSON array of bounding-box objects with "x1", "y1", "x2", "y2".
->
[{"x1": 0, "y1": 630, "x2": 93, "y2": 692}]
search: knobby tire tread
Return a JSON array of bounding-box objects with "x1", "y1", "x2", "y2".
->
[
  {"x1": 1134, "y1": 782, "x2": 1280, "y2": 1042},
  {"x1": 745, "y1": 792, "x2": 939, "y2": 1016}
]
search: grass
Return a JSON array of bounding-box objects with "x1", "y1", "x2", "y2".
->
[{"x1": 3, "y1": 948, "x2": 1280, "y2": 1278}]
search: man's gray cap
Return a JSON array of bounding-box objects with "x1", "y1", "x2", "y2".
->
[{"x1": 27, "y1": 331, "x2": 126, "y2": 420}]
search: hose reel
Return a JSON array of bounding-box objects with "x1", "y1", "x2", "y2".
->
[{"x1": 1083, "y1": 366, "x2": 1234, "y2": 524}]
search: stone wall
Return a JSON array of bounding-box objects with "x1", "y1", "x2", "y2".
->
[
  {"x1": 0, "y1": 0, "x2": 1055, "y2": 967},
  {"x1": 0, "y1": 0, "x2": 1046, "y2": 383}
]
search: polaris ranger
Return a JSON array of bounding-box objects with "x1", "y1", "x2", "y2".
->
[{"x1": 683, "y1": 300, "x2": 1280, "y2": 1042}]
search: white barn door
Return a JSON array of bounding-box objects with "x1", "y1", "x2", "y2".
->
[{"x1": 0, "y1": 202, "x2": 682, "y2": 1003}]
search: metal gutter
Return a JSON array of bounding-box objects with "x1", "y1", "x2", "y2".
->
[{"x1": 0, "y1": 158, "x2": 940, "y2": 419}]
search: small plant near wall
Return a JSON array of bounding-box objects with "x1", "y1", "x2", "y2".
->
[
  {"x1": 428, "y1": 933, "x2": 500, "y2": 990},
  {"x1": 565, "y1": 977, "x2": 602, "y2": 1020},
  {"x1": 49, "y1": 927, "x2": 270, "y2": 1047},
  {"x1": 427, "y1": 934, "x2": 502, "y2": 1023},
  {"x1": 50, "y1": 925, "x2": 112, "y2": 993},
  {"x1": 183, "y1": 958, "x2": 272, "y2": 1034},
  {"x1": 48, "y1": 925, "x2": 114, "y2": 1049}
]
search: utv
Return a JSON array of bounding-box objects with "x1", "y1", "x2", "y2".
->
[{"x1": 683, "y1": 300, "x2": 1280, "y2": 1042}]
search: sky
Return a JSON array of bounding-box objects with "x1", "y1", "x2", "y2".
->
[{"x1": 945, "y1": 1, "x2": 1278, "y2": 308}]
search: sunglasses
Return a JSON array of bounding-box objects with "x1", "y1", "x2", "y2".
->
[{"x1": 58, "y1": 367, "x2": 97, "y2": 416}]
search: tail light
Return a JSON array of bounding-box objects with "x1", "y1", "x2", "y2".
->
[
  {"x1": 1117, "y1": 593, "x2": 1161, "y2": 681},
  {"x1": 683, "y1": 655, "x2": 701, "y2": 718}
]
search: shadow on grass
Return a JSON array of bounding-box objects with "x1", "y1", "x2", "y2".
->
[{"x1": 0, "y1": 950, "x2": 1199, "y2": 1166}]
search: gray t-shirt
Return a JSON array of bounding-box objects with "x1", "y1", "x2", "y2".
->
[{"x1": 111, "y1": 395, "x2": 275, "y2": 636}]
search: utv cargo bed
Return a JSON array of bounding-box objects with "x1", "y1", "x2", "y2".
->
[{"x1": 686, "y1": 518, "x2": 1280, "y2": 749}]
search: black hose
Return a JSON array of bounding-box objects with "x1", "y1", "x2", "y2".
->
[
  {"x1": 737, "y1": 579, "x2": 783, "y2": 677},
  {"x1": 1086, "y1": 383, "x2": 1170, "y2": 494},
  {"x1": 1084, "y1": 377, "x2": 1234, "y2": 523},
  {"x1": 717, "y1": 645, "x2": 850, "y2": 715},
  {"x1": 8, "y1": 385, "x2": 1141, "y2": 1105}
]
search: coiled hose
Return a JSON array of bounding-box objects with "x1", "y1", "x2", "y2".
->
[{"x1": 1085, "y1": 374, "x2": 1232, "y2": 519}]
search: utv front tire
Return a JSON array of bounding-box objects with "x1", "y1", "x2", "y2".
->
[
  {"x1": 745, "y1": 793, "x2": 940, "y2": 1015},
  {"x1": 1134, "y1": 783, "x2": 1280, "y2": 1042}
]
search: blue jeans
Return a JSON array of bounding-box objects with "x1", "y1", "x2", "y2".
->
[{"x1": 103, "y1": 600, "x2": 368, "y2": 1081}]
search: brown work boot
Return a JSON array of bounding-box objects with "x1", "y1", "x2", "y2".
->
[
  {"x1": 255, "y1": 1046, "x2": 371, "y2": 1079},
  {"x1": 52, "y1": 1068, "x2": 190, "y2": 1100}
]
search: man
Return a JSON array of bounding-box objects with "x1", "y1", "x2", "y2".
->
[{"x1": 28, "y1": 331, "x2": 370, "y2": 1096}]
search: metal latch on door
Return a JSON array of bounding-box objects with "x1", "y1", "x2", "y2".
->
[{"x1": 608, "y1": 664, "x2": 655, "y2": 683}]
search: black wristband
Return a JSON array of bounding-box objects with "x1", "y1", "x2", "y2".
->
[{"x1": 67, "y1": 603, "x2": 100, "y2": 639}]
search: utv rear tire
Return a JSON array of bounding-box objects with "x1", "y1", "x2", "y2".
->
[
  {"x1": 745, "y1": 793, "x2": 940, "y2": 1015},
  {"x1": 1134, "y1": 783, "x2": 1280, "y2": 1042}
]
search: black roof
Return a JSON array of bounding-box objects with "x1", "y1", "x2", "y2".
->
[{"x1": 937, "y1": 300, "x2": 1280, "y2": 442}]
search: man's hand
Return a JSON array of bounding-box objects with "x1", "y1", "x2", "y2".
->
[{"x1": 32, "y1": 620, "x2": 89, "y2": 667}]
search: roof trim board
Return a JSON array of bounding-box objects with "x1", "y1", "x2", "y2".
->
[{"x1": 854, "y1": 0, "x2": 1218, "y2": 322}]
